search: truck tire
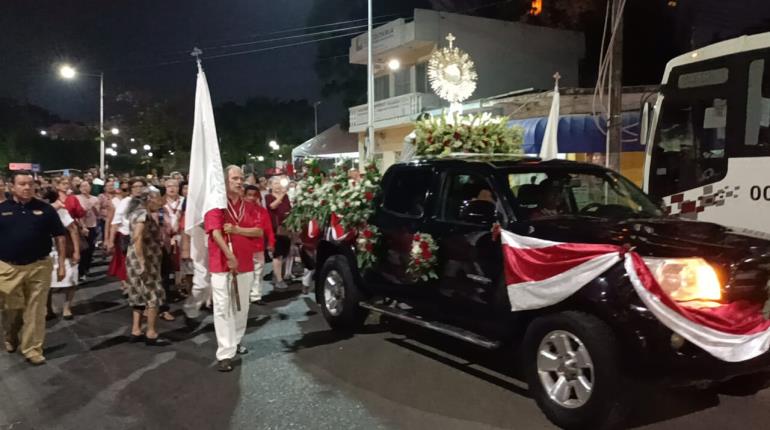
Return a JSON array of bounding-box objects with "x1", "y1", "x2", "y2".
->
[
  {"x1": 317, "y1": 255, "x2": 368, "y2": 331},
  {"x1": 523, "y1": 311, "x2": 629, "y2": 430}
]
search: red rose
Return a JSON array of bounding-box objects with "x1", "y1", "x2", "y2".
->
[
  {"x1": 312, "y1": 167, "x2": 320, "y2": 175},
  {"x1": 365, "y1": 191, "x2": 374, "y2": 201},
  {"x1": 365, "y1": 243, "x2": 374, "y2": 252},
  {"x1": 453, "y1": 131, "x2": 461, "y2": 140},
  {"x1": 421, "y1": 249, "x2": 432, "y2": 259},
  {"x1": 363, "y1": 229, "x2": 373, "y2": 239},
  {"x1": 420, "y1": 241, "x2": 429, "y2": 251},
  {"x1": 413, "y1": 234, "x2": 421, "y2": 241},
  {"x1": 414, "y1": 258, "x2": 421, "y2": 265}
]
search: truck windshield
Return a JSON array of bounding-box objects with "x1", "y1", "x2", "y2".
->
[{"x1": 508, "y1": 170, "x2": 662, "y2": 221}]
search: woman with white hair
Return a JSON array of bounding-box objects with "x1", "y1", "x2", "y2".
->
[
  {"x1": 125, "y1": 185, "x2": 170, "y2": 346},
  {"x1": 265, "y1": 176, "x2": 292, "y2": 290}
]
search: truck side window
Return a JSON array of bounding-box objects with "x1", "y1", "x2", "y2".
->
[{"x1": 382, "y1": 169, "x2": 432, "y2": 217}]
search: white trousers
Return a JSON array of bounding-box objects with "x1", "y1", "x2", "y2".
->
[
  {"x1": 183, "y1": 227, "x2": 212, "y2": 319},
  {"x1": 211, "y1": 271, "x2": 253, "y2": 361},
  {"x1": 249, "y1": 252, "x2": 266, "y2": 302}
]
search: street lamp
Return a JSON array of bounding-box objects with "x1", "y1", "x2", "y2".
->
[
  {"x1": 269, "y1": 140, "x2": 279, "y2": 150},
  {"x1": 130, "y1": 148, "x2": 138, "y2": 155},
  {"x1": 58, "y1": 63, "x2": 106, "y2": 177},
  {"x1": 130, "y1": 138, "x2": 135, "y2": 142},
  {"x1": 147, "y1": 152, "x2": 153, "y2": 157},
  {"x1": 110, "y1": 127, "x2": 120, "y2": 135},
  {"x1": 143, "y1": 144, "x2": 151, "y2": 151},
  {"x1": 387, "y1": 59, "x2": 401, "y2": 71},
  {"x1": 39, "y1": 130, "x2": 47, "y2": 136},
  {"x1": 257, "y1": 155, "x2": 265, "y2": 162},
  {"x1": 111, "y1": 143, "x2": 117, "y2": 148}
]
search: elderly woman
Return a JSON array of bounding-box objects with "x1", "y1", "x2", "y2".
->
[
  {"x1": 125, "y1": 186, "x2": 170, "y2": 346},
  {"x1": 43, "y1": 189, "x2": 80, "y2": 320},
  {"x1": 265, "y1": 176, "x2": 292, "y2": 290}
]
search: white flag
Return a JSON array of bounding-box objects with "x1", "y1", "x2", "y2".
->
[
  {"x1": 185, "y1": 62, "x2": 226, "y2": 261},
  {"x1": 539, "y1": 75, "x2": 560, "y2": 160}
]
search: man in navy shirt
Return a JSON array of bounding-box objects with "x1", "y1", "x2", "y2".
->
[{"x1": 0, "y1": 171, "x2": 67, "y2": 365}]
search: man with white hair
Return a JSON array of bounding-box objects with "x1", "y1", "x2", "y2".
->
[{"x1": 204, "y1": 165, "x2": 265, "y2": 372}]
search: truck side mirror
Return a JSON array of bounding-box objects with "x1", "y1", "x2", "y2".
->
[
  {"x1": 459, "y1": 200, "x2": 497, "y2": 225},
  {"x1": 640, "y1": 102, "x2": 651, "y2": 146}
]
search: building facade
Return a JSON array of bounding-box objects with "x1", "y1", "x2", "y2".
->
[{"x1": 348, "y1": 8, "x2": 585, "y2": 170}]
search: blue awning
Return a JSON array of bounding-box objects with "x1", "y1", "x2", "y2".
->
[{"x1": 509, "y1": 113, "x2": 644, "y2": 154}]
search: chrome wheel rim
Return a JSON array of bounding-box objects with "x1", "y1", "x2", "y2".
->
[
  {"x1": 536, "y1": 330, "x2": 594, "y2": 409},
  {"x1": 323, "y1": 270, "x2": 345, "y2": 317}
]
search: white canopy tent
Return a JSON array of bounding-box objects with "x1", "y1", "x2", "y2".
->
[{"x1": 292, "y1": 124, "x2": 359, "y2": 160}]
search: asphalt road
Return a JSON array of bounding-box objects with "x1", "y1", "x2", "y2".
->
[{"x1": 1, "y1": 258, "x2": 769, "y2": 430}]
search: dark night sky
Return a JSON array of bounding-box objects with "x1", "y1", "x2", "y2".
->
[
  {"x1": 1, "y1": 0, "x2": 769, "y2": 128},
  {"x1": 0, "y1": 0, "x2": 342, "y2": 126}
]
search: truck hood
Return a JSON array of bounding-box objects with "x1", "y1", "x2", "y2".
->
[{"x1": 518, "y1": 216, "x2": 770, "y2": 263}]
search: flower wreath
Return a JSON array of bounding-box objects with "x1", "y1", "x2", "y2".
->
[{"x1": 406, "y1": 233, "x2": 439, "y2": 282}]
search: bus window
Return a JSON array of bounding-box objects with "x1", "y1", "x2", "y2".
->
[
  {"x1": 744, "y1": 58, "x2": 770, "y2": 154},
  {"x1": 650, "y1": 94, "x2": 728, "y2": 197}
]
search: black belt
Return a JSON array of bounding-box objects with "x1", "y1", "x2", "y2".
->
[{"x1": 1, "y1": 257, "x2": 48, "y2": 266}]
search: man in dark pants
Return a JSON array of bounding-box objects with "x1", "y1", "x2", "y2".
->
[{"x1": 0, "y1": 171, "x2": 67, "y2": 365}]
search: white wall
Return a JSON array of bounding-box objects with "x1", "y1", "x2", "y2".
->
[{"x1": 413, "y1": 9, "x2": 585, "y2": 96}]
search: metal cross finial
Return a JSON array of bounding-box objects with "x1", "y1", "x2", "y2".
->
[
  {"x1": 553, "y1": 72, "x2": 561, "y2": 82},
  {"x1": 191, "y1": 47, "x2": 203, "y2": 66},
  {"x1": 446, "y1": 33, "x2": 456, "y2": 49}
]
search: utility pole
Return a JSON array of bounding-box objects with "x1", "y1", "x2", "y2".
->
[
  {"x1": 313, "y1": 101, "x2": 321, "y2": 136},
  {"x1": 607, "y1": 0, "x2": 624, "y2": 171}
]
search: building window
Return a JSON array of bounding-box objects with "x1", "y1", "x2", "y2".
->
[
  {"x1": 394, "y1": 67, "x2": 411, "y2": 97},
  {"x1": 416, "y1": 62, "x2": 428, "y2": 93},
  {"x1": 375, "y1": 75, "x2": 389, "y2": 101}
]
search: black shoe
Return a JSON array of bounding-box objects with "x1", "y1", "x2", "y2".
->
[
  {"x1": 263, "y1": 273, "x2": 273, "y2": 281},
  {"x1": 218, "y1": 359, "x2": 234, "y2": 372},
  {"x1": 251, "y1": 299, "x2": 266, "y2": 306},
  {"x1": 63, "y1": 313, "x2": 74, "y2": 321},
  {"x1": 129, "y1": 334, "x2": 145, "y2": 343},
  {"x1": 46, "y1": 312, "x2": 57, "y2": 321},
  {"x1": 145, "y1": 336, "x2": 171, "y2": 347},
  {"x1": 237, "y1": 344, "x2": 248, "y2": 355}
]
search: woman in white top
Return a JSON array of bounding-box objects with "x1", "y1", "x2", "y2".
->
[
  {"x1": 43, "y1": 189, "x2": 80, "y2": 320},
  {"x1": 76, "y1": 181, "x2": 100, "y2": 281}
]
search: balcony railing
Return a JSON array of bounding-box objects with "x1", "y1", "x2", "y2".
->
[{"x1": 349, "y1": 92, "x2": 443, "y2": 132}]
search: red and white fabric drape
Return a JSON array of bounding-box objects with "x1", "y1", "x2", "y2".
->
[{"x1": 501, "y1": 230, "x2": 770, "y2": 362}]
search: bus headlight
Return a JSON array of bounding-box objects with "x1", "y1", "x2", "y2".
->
[{"x1": 642, "y1": 257, "x2": 722, "y2": 303}]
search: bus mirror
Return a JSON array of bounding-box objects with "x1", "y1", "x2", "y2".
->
[{"x1": 640, "y1": 102, "x2": 651, "y2": 146}]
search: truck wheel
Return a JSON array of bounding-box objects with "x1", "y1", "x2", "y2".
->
[
  {"x1": 523, "y1": 311, "x2": 628, "y2": 430},
  {"x1": 317, "y1": 255, "x2": 368, "y2": 331}
]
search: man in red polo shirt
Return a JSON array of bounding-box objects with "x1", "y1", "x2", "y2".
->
[{"x1": 205, "y1": 166, "x2": 264, "y2": 372}]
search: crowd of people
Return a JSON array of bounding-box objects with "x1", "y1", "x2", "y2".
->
[{"x1": 0, "y1": 167, "x2": 300, "y2": 371}]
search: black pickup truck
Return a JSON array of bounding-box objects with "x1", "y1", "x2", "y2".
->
[{"x1": 312, "y1": 157, "x2": 770, "y2": 429}]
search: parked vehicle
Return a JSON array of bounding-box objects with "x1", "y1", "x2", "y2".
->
[
  {"x1": 314, "y1": 156, "x2": 770, "y2": 429},
  {"x1": 642, "y1": 31, "x2": 770, "y2": 239}
]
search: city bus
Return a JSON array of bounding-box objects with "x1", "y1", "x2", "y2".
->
[{"x1": 642, "y1": 31, "x2": 770, "y2": 238}]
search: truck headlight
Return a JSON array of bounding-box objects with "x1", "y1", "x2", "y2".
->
[{"x1": 642, "y1": 257, "x2": 722, "y2": 304}]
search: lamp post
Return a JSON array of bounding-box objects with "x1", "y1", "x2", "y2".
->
[
  {"x1": 59, "y1": 64, "x2": 105, "y2": 177},
  {"x1": 366, "y1": 0, "x2": 374, "y2": 167}
]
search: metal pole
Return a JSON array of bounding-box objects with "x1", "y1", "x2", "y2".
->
[
  {"x1": 607, "y1": 0, "x2": 623, "y2": 172},
  {"x1": 314, "y1": 101, "x2": 320, "y2": 136},
  {"x1": 99, "y1": 72, "x2": 105, "y2": 177},
  {"x1": 366, "y1": 0, "x2": 375, "y2": 164}
]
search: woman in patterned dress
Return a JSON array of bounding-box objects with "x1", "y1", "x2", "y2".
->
[{"x1": 125, "y1": 186, "x2": 170, "y2": 346}]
